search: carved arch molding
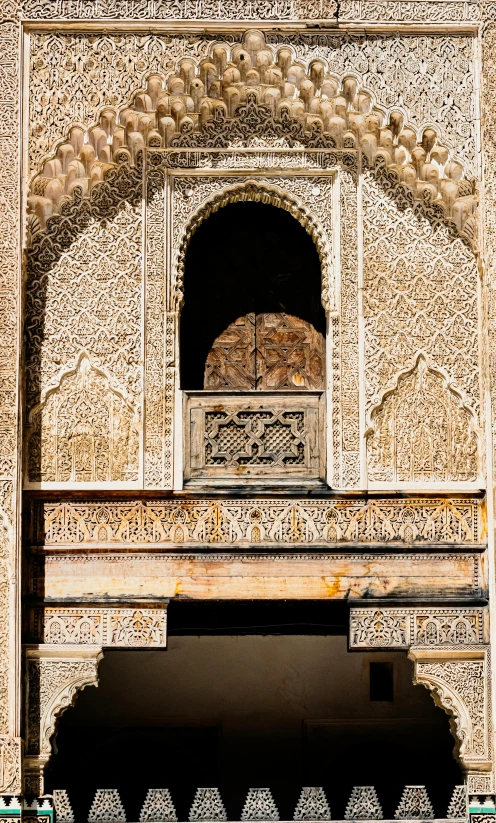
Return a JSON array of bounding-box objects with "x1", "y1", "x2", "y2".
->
[{"x1": 349, "y1": 606, "x2": 493, "y2": 793}]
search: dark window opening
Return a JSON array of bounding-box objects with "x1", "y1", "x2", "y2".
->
[
  {"x1": 370, "y1": 661, "x2": 394, "y2": 702},
  {"x1": 180, "y1": 201, "x2": 326, "y2": 391}
]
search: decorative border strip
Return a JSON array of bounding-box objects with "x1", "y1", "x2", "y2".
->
[
  {"x1": 20, "y1": 0, "x2": 336, "y2": 20},
  {"x1": 349, "y1": 606, "x2": 488, "y2": 648},
  {"x1": 32, "y1": 497, "x2": 483, "y2": 547},
  {"x1": 30, "y1": 606, "x2": 168, "y2": 647}
]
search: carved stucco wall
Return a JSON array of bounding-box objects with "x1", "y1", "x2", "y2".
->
[
  {"x1": 25, "y1": 30, "x2": 482, "y2": 490},
  {"x1": 29, "y1": 32, "x2": 476, "y2": 180},
  {"x1": 362, "y1": 163, "x2": 480, "y2": 485},
  {"x1": 0, "y1": 9, "x2": 22, "y2": 794},
  {"x1": 25, "y1": 166, "x2": 142, "y2": 485}
]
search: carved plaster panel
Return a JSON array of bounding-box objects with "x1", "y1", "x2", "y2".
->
[
  {"x1": 409, "y1": 648, "x2": 492, "y2": 775},
  {"x1": 30, "y1": 606, "x2": 168, "y2": 647},
  {"x1": 25, "y1": 165, "x2": 143, "y2": 487},
  {"x1": 362, "y1": 166, "x2": 481, "y2": 486},
  {"x1": 22, "y1": 1, "x2": 336, "y2": 22},
  {"x1": 0, "y1": 737, "x2": 22, "y2": 795},
  {"x1": 0, "y1": 10, "x2": 22, "y2": 790},
  {"x1": 366, "y1": 355, "x2": 480, "y2": 485},
  {"x1": 337, "y1": 1, "x2": 480, "y2": 21},
  {"x1": 363, "y1": 168, "x2": 479, "y2": 418},
  {"x1": 349, "y1": 606, "x2": 488, "y2": 648},
  {"x1": 31, "y1": 497, "x2": 483, "y2": 548},
  {"x1": 24, "y1": 645, "x2": 103, "y2": 794},
  {"x1": 482, "y1": 26, "x2": 496, "y2": 492},
  {"x1": 26, "y1": 356, "x2": 140, "y2": 485}
]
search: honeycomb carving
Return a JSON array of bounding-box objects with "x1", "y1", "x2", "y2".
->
[{"x1": 28, "y1": 30, "x2": 475, "y2": 241}]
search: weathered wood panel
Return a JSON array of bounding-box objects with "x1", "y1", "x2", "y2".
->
[{"x1": 36, "y1": 552, "x2": 483, "y2": 602}]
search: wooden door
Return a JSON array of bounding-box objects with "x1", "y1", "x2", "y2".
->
[{"x1": 204, "y1": 312, "x2": 325, "y2": 390}]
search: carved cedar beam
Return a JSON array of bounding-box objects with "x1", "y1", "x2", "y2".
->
[
  {"x1": 32, "y1": 552, "x2": 483, "y2": 602},
  {"x1": 349, "y1": 606, "x2": 489, "y2": 649},
  {"x1": 31, "y1": 497, "x2": 484, "y2": 548}
]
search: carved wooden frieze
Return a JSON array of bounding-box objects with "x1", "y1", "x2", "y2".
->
[
  {"x1": 32, "y1": 497, "x2": 483, "y2": 548},
  {"x1": 30, "y1": 606, "x2": 168, "y2": 647},
  {"x1": 349, "y1": 606, "x2": 488, "y2": 649}
]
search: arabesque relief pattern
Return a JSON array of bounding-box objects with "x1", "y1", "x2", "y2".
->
[
  {"x1": 349, "y1": 606, "x2": 487, "y2": 648},
  {"x1": 0, "y1": 10, "x2": 22, "y2": 793},
  {"x1": 482, "y1": 25, "x2": 496, "y2": 487},
  {"x1": 25, "y1": 165, "x2": 142, "y2": 485},
  {"x1": 367, "y1": 355, "x2": 479, "y2": 484},
  {"x1": 27, "y1": 356, "x2": 140, "y2": 484},
  {"x1": 362, "y1": 166, "x2": 480, "y2": 484},
  {"x1": 24, "y1": 646, "x2": 102, "y2": 795},
  {"x1": 410, "y1": 648, "x2": 492, "y2": 774},
  {"x1": 30, "y1": 607, "x2": 168, "y2": 647},
  {"x1": 28, "y1": 31, "x2": 475, "y2": 241},
  {"x1": 23, "y1": 0, "x2": 335, "y2": 21},
  {"x1": 33, "y1": 498, "x2": 482, "y2": 547},
  {"x1": 29, "y1": 31, "x2": 476, "y2": 181}
]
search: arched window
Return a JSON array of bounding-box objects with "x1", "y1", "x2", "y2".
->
[{"x1": 180, "y1": 201, "x2": 326, "y2": 391}]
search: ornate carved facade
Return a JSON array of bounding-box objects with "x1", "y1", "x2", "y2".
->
[{"x1": 1, "y1": 0, "x2": 496, "y2": 815}]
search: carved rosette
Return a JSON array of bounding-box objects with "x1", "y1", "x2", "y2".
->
[{"x1": 24, "y1": 645, "x2": 103, "y2": 794}]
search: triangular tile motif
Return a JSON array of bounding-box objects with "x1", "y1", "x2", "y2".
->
[
  {"x1": 394, "y1": 786, "x2": 434, "y2": 820},
  {"x1": 188, "y1": 789, "x2": 227, "y2": 822},
  {"x1": 294, "y1": 787, "x2": 331, "y2": 820},
  {"x1": 53, "y1": 790, "x2": 74, "y2": 823},
  {"x1": 241, "y1": 788, "x2": 280, "y2": 821},
  {"x1": 140, "y1": 789, "x2": 177, "y2": 822},
  {"x1": 344, "y1": 786, "x2": 383, "y2": 820},
  {"x1": 88, "y1": 790, "x2": 126, "y2": 822},
  {"x1": 446, "y1": 786, "x2": 467, "y2": 819}
]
